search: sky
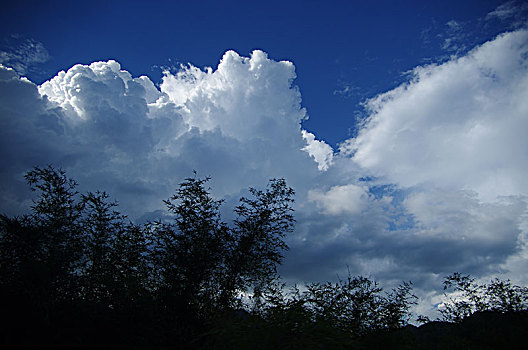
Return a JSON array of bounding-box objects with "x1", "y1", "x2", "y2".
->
[{"x1": 1, "y1": 0, "x2": 527, "y2": 319}]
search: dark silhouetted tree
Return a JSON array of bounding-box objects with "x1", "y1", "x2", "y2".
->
[
  {"x1": 144, "y1": 174, "x2": 295, "y2": 346},
  {"x1": 441, "y1": 272, "x2": 528, "y2": 322}
]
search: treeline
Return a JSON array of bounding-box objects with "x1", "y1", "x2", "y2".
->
[{"x1": 1, "y1": 166, "x2": 527, "y2": 349}]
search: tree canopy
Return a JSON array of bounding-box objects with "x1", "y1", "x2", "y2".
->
[{"x1": 1, "y1": 166, "x2": 526, "y2": 349}]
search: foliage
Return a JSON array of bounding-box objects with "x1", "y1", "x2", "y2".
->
[
  {"x1": 149, "y1": 174, "x2": 294, "y2": 322},
  {"x1": 440, "y1": 272, "x2": 528, "y2": 322},
  {"x1": 0, "y1": 166, "x2": 296, "y2": 348},
  {"x1": 277, "y1": 276, "x2": 417, "y2": 336},
  {"x1": 3, "y1": 166, "x2": 526, "y2": 349},
  {"x1": 201, "y1": 275, "x2": 417, "y2": 349}
]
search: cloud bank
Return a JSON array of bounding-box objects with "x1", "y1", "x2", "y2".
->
[
  {"x1": 334, "y1": 29, "x2": 528, "y2": 314},
  {"x1": 1, "y1": 29, "x2": 527, "y2": 318},
  {"x1": 344, "y1": 29, "x2": 528, "y2": 200}
]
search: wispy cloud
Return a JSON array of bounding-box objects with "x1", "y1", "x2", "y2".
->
[
  {"x1": 0, "y1": 35, "x2": 50, "y2": 75},
  {"x1": 333, "y1": 81, "x2": 361, "y2": 98},
  {"x1": 441, "y1": 20, "x2": 470, "y2": 53},
  {"x1": 486, "y1": 0, "x2": 528, "y2": 27}
]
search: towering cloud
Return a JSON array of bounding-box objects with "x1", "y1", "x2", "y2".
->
[{"x1": 0, "y1": 50, "x2": 322, "y2": 219}]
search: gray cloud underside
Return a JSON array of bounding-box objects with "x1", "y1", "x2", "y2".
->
[{"x1": 1, "y1": 30, "x2": 527, "y2": 318}]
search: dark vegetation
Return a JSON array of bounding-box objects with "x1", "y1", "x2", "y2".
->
[{"x1": 1, "y1": 166, "x2": 527, "y2": 349}]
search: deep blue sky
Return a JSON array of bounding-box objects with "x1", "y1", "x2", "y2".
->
[{"x1": 0, "y1": 0, "x2": 510, "y2": 147}]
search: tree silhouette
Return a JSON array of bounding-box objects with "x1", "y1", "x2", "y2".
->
[
  {"x1": 2, "y1": 166, "x2": 526, "y2": 349},
  {"x1": 148, "y1": 175, "x2": 295, "y2": 345},
  {"x1": 0, "y1": 166, "x2": 298, "y2": 348},
  {"x1": 440, "y1": 272, "x2": 528, "y2": 322}
]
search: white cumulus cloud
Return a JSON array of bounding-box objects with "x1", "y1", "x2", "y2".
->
[
  {"x1": 0, "y1": 51, "x2": 322, "y2": 220},
  {"x1": 344, "y1": 29, "x2": 528, "y2": 201},
  {"x1": 301, "y1": 130, "x2": 334, "y2": 171},
  {"x1": 160, "y1": 50, "x2": 306, "y2": 144},
  {"x1": 308, "y1": 184, "x2": 369, "y2": 215},
  {"x1": 328, "y1": 28, "x2": 528, "y2": 292}
]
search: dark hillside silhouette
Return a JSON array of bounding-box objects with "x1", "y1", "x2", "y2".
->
[{"x1": 361, "y1": 310, "x2": 528, "y2": 349}]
